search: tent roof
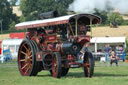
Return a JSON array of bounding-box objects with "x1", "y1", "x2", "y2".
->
[
  {"x1": 90, "y1": 37, "x2": 126, "y2": 43},
  {"x1": 2, "y1": 39, "x2": 23, "y2": 45}
]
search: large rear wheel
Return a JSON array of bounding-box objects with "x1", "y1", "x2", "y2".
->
[
  {"x1": 52, "y1": 52, "x2": 61, "y2": 78},
  {"x1": 18, "y1": 40, "x2": 39, "y2": 76},
  {"x1": 83, "y1": 52, "x2": 94, "y2": 78}
]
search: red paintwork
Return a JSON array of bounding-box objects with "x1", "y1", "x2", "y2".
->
[
  {"x1": 9, "y1": 32, "x2": 25, "y2": 39},
  {"x1": 78, "y1": 36, "x2": 91, "y2": 47},
  {"x1": 52, "y1": 56, "x2": 57, "y2": 78},
  {"x1": 36, "y1": 52, "x2": 42, "y2": 61},
  {"x1": 77, "y1": 36, "x2": 90, "y2": 42},
  {"x1": 0, "y1": 41, "x2": 2, "y2": 55},
  {"x1": 47, "y1": 34, "x2": 57, "y2": 43},
  {"x1": 0, "y1": 48, "x2": 1, "y2": 55}
]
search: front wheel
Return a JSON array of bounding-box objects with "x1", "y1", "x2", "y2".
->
[
  {"x1": 18, "y1": 40, "x2": 39, "y2": 76},
  {"x1": 83, "y1": 52, "x2": 94, "y2": 78},
  {"x1": 52, "y1": 52, "x2": 61, "y2": 78}
]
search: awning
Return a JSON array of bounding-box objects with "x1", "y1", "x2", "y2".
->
[{"x1": 90, "y1": 37, "x2": 126, "y2": 43}]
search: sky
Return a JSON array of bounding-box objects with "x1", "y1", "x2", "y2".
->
[
  {"x1": 16, "y1": 0, "x2": 20, "y2": 5},
  {"x1": 8, "y1": 0, "x2": 20, "y2": 5}
]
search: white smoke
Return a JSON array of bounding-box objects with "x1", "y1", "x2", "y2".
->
[{"x1": 68, "y1": 0, "x2": 128, "y2": 14}]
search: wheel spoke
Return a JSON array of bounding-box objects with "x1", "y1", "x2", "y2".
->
[
  {"x1": 22, "y1": 63, "x2": 28, "y2": 70},
  {"x1": 29, "y1": 59, "x2": 32, "y2": 61},
  {"x1": 84, "y1": 62, "x2": 90, "y2": 67},
  {"x1": 20, "y1": 51, "x2": 27, "y2": 56},
  {"x1": 20, "y1": 59, "x2": 25, "y2": 62},
  {"x1": 23, "y1": 44, "x2": 28, "y2": 51},
  {"x1": 29, "y1": 63, "x2": 32, "y2": 68},
  {"x1": 23, "y1": 44, "x2": 30, "y2": 54},
  {"x1": 25, "y1": 67, "x2": 30, "y2": 74},
  {"x1": 28, "y1": 59, "x2": 32, "y2": 62},
  {"x1": 28, "y1": 48, "x2": 31, "y2": 54},
  {"x1": 25, "y1": 63, "x2": 32, "y2": 73},
  {"x1": 28, "y1": 54, "x2": 32, "y2": 58},
  {"x1": 88, "y1": 68, "x2": 90, "y2": 73},
  {"x1": 29, "y1": 50, "x2": 32, "y2": 55}
]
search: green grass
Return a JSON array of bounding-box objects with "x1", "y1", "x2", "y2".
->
[{"x1": 0, "y1": 62, "x2": 128, "y2": 85}]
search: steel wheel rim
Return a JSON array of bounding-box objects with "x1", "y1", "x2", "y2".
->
[{"x1": 18, "y1": 42, "x2": 33, "y2": 76}]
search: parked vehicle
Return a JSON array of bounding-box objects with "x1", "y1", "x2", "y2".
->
[{"x1": 15, "y1": 11, "x2": 101, "y2": 78}]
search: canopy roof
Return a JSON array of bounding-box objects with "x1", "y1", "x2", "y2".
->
[
  {"x1": 15, "y1": 13, "x2": 101, "y2": 30},
  {"x1": 91, "y1": 37, "x2": 126, "y2": 43}
]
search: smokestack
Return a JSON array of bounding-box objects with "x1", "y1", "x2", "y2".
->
[
  {"x1": 68, "y1": 0, "x2": 128, "y2": 14},
  {"x1": 40, "y1": 11, "x2": 58, "y2": 19}
]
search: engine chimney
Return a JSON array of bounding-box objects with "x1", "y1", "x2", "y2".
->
[{"x1": 40, "y1": 11, "x2": 58, "y2": 19}]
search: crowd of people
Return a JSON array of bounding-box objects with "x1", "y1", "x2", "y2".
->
[{"x1": 104, "y1": 44, "x2": 122, "y2": 66}]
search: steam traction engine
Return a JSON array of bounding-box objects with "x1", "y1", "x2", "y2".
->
[{"x1": 15, "y1": 12, "x2": 101, "y2": 78}]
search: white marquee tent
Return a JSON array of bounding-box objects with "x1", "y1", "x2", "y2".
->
[
  {"x1": 90, "y1": 37, "x2": 126, "y2": 53},
  {"x1": 1, "y1": 38, "x2": 23, "y2": 59}
]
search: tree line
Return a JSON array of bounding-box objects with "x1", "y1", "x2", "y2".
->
[{"x1": 0, "y1": 0, "x2": 128, "y2": 33}]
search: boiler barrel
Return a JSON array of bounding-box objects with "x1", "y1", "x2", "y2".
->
[{"x1": 61, "y1": 42, "x2": 81, "y2": 55}]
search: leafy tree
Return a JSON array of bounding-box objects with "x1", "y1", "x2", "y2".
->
[
  {"x1": 93, "y1": 9, "x2": 108, "y2": 25},
  {"x1": 107, "y1": 13, "x2": 124, "y2": 25},
  {"x1": 93, "y1": 3, "x2": 114, "y2": 25},
  {"x1": 20, "y1": 0, "x2": 73, "y2": 21},
  {"x1": 0, "y1": 0, "x2": 18, "y2": 31},
  {"x1": 9, "y1": 21, "x2": 16, "y2": 30},
  {"x1": 19, "y1": 15, "x2": 26, "y2": 22}
]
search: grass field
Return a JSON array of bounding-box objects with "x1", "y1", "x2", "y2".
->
[{"x1": 0, "y1": 62, "x2": 128, "y2": 85}]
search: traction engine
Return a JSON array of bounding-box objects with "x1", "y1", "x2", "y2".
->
[{"x1": 16, "y1": 11, "x2": 101, "y2": 78}]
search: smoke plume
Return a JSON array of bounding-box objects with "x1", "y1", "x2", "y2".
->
[{"x1": 68, "y1": 0, "x2": 128, "y2": 14}]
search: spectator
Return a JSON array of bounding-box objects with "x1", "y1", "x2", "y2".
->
[
  {"x1": 104, "y1": 44, "x2": 111, "y2": 62},
  {"x1": 110, "y1": 51, "x2": 118, "y2": 66}
]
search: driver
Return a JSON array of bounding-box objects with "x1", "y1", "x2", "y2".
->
[{"x1": 79, "y1": 23, "x2": 87, "y2": 35}]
